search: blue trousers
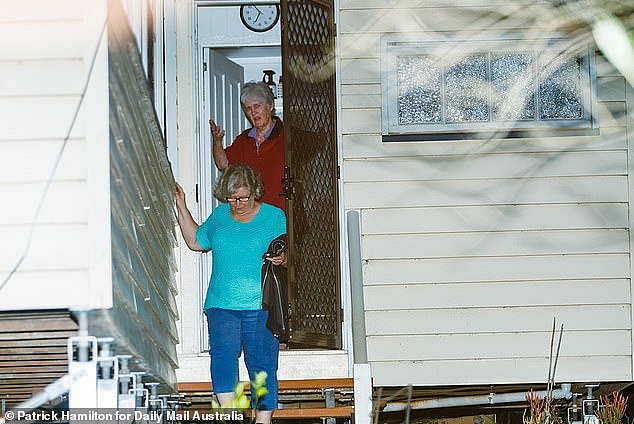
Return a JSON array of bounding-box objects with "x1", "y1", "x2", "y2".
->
[{"x1": 206, "y1": 308, "x2": 279, "y2": 411}]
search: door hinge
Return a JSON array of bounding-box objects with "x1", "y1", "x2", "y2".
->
[
  {"x1": 195, "y1": 183, "x2": 199, "y2": 203},
  {"x1": 203, "y1": 62, "x2": 208, "y2": 72},
  {"x1": 336, "y1": 165, "x2": 340, "y2": 179}
]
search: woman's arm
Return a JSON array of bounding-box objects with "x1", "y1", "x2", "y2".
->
[
  {"x1": 210, "y1": 119, "x2": 228, "y2": 171},
  {"x1": 175, "y1": 183, "x2": 205, "y2": 251}
]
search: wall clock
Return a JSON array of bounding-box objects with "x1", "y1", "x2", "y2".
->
[{"x1": 240, "y1": 4, "x2": 280, "y2": 32}]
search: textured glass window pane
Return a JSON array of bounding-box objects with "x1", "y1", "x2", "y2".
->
[
  {"x1": 491, "y1": 53, "x2": 535, "y2": 120},
  {"x1": 445, "y1": 54, "x2": 489, "y2": 123},
  {"x1": 539, "y1": 57, "x2": 583, "y2": 120},
  {"x1": 397, "y1": 55, "x2": 442, "y2": 124}
]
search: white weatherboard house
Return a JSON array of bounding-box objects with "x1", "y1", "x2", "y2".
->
[
  {"x1": 0, "y1": 0, "x2": 179, "y2": 405},
  {"x1": 1, "y1": 0, "x2": 633, "y2": 420}
]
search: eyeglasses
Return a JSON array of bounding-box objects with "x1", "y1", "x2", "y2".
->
[{"x1": 225, "y1": 195, "x2": 252, "y2": 203}]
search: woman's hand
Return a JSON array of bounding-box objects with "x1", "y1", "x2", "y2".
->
[
  {"x1": 209, "y1": 119, "x2": 226, "y2": 143},
  {"x1": 174, "y1": 183, "x2": 187, "y2": 208},
  {"x1": 210, "y1": 119, "x2": 229, "y2": 171},
  {"x1": 266, "y1": 251, "x2": 287, "y2": 268},
  {"x1": 174, "y1": 183, "x2": 204, "y2": 251}
]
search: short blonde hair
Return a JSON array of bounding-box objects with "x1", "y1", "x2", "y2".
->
[{"x1": 214, "y1": 164, "x2": 264, "y2": 203}]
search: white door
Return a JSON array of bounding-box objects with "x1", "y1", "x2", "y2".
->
[
  {"x1": 209, "y1": 49, "x2": 246, "y2": 144},
  {"x1": 198, "y1": 48, "x2": 245, "y2": 351}
]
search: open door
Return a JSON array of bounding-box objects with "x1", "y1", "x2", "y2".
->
[
  {"x1": 208, "y1": 49, "x2": 245, "y2": 145},
  {"x1": 199, "y1": 48, "x2": 245, "y2": 351},
  {"x1": 281, "y1": 0, "x2": 342, "y2": 349}
]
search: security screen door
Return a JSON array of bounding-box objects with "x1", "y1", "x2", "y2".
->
[{"x1": 281, "y1": 0, "x2": 342, "y2": 349}]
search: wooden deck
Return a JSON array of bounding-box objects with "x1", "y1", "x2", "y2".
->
[
  {"x1": 178, "y1": 377, "x2": 355, "y2": 392},
  {"x1": 178, "y1": 378, "x2": 355, "y2": 421}
]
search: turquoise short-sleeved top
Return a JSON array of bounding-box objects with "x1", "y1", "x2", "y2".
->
[{"x1": 196, "y1": 202, "x2": 286, "y2": 310}]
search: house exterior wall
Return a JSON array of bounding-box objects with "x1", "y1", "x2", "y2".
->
[
  {"x1": 0, "y1": 0, "x2": 179, "y2": 387},
  {"x1": 338, "y1": 0, "x2": 633, "y2": 385},
  {"x1": 0, "y1": 0, "x2": 111, "y2": 309},
  {"x1": 106, "y1": 0, "x2": 179, "y2": 386}
]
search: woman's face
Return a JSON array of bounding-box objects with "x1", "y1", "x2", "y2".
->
[
  {"x1": 226, "y1": 186, "x2": 254, "y2": 215},
  {"x1": 242, "y1": 96, "x2": 273, "y2": 131}
]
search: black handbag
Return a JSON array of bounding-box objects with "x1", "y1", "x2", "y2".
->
[{"x1": 261, "y1": 234, "x2": 289, "y2": 342}]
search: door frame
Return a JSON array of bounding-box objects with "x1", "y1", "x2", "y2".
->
[{"x1": 191, "y1": 0, "x2": 352, "y2": 363}]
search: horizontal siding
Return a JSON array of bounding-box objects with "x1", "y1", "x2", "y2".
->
[
  {"x1": 0, "y1": 181, "x2": 88, "y2": 225},
  {"x1": 599, "y1": 102, "x2": 628, "y2": 127},
  {"x1": 0, "y1": 1, "x2": 83, "y2": 21},
  {"x1": 0, "y1": 1, "x2": 105, "y2": 312},
  {"x1": 341, "y1": 93, "x2": 381, "y2": 109},
  {"x1": 345, "y1": 176, "x2": 627, "y2": 208},
  {"x1": 0, "y1": 139, "x2": 87, "y2": 183},
  {"x1": 363, "y1": 254, "x2": 629, "y2": 284},
  {"x1": 341, "y1": 108, "x2": 381, "y2": 133},
  {"x1": 365, "y1": 305, "x2": 631, "y2": 335},
  {"x1": 341, "y1": 0, "x2": 518, "y2": 8},
  {"x1": 0, "y1": 270, "x2": 90, "y2": 310},
  {"x1": 363, "y1": 229, "x2": 628, "y2": 259},
  {"x1": 0, "y1": 60, "x2": 84, "y2": 97},
  {"x1": 0, "y1": 97, "x2": 86, "y2": 140},
  {"x1": 0, "y1": 224, "x2": 89, "y2": 271},
  {"x1": 364, "y1": 280, "x2": 630, "y2": 310},
  {"x1": 0, "y1": 21, "x2": 83, "y2": 61},
  {"x1": 345, "y1": 151, "x2": 626, "y2": 181},
  {"x1": 340, "y1": 59, "x2": 379, "y2": 84},
  {"x1": 367, "y1": 331, "x2": 632, "y2": 361},
  {"x1": 370, "y1": 356, "x2": 632, "y2": 386},
  {"x1": 341, "y1": 128, "x2": 627, "y2": 159},
  {"x1": 362, "y1": 204, "x2": 628, "y2": 234},
  {"x1": 338, "y1": 2, "x2": 633, "y2": 387},
  {"x1": 339, "y1": 7, "x2": 536, "y2": 34},
  {"x1": 339, "y1": 34, "x2": 379, "y2": 59},
  {"x1": 597, "y1": 77, "x2": 626, "y2": 101},
  {"x1": 341, "y1": 84, "x2": 381, "y2": 96},
  {"x1": 596, "y1": 53, "x2": 622, "y2": 77}
]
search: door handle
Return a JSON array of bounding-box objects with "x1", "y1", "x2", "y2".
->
[{"x1": 281, "y1": 165, "x2": 294, "y2": 200}]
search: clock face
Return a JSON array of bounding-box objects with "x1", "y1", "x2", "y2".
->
[{"x1": 240, "y1": 4, "x2": 280, "y2": 32}]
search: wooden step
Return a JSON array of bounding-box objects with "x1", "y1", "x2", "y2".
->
[
  {"x1": 273, "y1": 407, "x2": 354, "y2": 419},
  {"x1": 178, "y1": 377, "x2": 354, "y2": 393},
  {"x1": 178, "y1": 378, "x2": 355, "y2": 420},
  {"x1": 179, "y1": 407, "x2": 354, "y2": 421}
]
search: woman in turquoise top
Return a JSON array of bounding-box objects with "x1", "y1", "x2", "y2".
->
[{"x1": 175, "y1": 164, "x2": 286, "y2": 424}]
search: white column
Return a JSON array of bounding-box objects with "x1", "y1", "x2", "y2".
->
[{"x1": 353, "y1": 363, "x2": 372, "y2": 424}]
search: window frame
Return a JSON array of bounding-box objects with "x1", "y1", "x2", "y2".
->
[{"x1": 380, "y1": 34, "x2": 598, "y2": 139}]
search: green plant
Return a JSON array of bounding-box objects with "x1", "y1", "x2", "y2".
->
[
  {"x1": 598, "y1": 392, "x2": 628, "y2": 424},
  {"x1": 211, "y1": 371, "x2": 269, "y2": 422}
]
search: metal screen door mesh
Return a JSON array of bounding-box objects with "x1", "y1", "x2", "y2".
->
[{"x1": 281, "y1": 0, "x2": 341, "y2": 349}]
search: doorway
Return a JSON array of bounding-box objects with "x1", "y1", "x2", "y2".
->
[{"x1": 196, "y1": 0, "x2": 341, "y2": 353}]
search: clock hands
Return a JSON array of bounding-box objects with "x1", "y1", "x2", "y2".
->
[{"x1": 252, "y1": 6, "x2": 263, "y2": 22}]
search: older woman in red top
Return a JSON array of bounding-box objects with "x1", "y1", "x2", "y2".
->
[{"x1": 210, "y1": 81, "x2": 285, "y2": 211}]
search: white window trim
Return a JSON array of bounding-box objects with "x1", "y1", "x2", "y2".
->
[{"x1": 381, "y1": 33, "x2": 598, "y2": 138}]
